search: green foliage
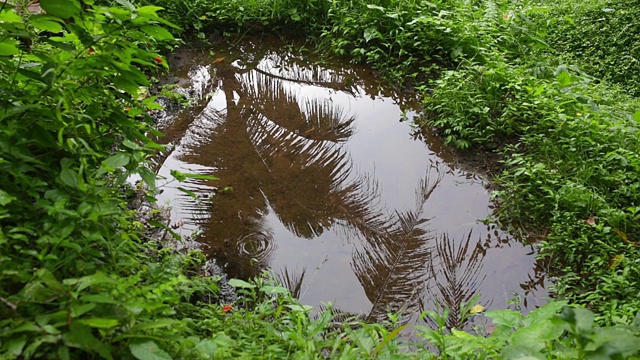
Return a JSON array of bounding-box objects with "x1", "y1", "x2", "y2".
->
[
  {"x1": 0, "y1": 1, "x2": 221, "y2": 358},
  {"x1": 540, "y1": 0, "x2": 640, "y2": 96},
  {"x1": 419, "y1": 301, "x2": 640, "y2": 359},
  {"x1": 3, "y1": 0, "x2": 640, "y2": 357}
]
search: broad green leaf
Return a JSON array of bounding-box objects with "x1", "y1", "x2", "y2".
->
[
  {"x1": 485, "y1": 309, "x2": 523, "y2": 328},
  {"x1": 259, "y1": 285, "x2": 289, "y2": 294},
  {"x1": 511, "y1": 320, "x2": 564, "y2": 351},
  {"x1": 3, "y1": 335, "x2": 27, "y2": 356},
  {"x1": 228, "y1": 278, "x2": 256, "y2": 289},
  {"x1": 63, "y1": 322, "x2": 113, "y2": 360},
  {"x1": 364, "y1": 27, "x2": 381, "y2": 42},
  {"x1": 137, "y1": 6, "x2": 164, "y2": 17},
  {"x1": 140, "y1": 26, "x2": 174, "y2": 41},
  {"x1": 70, "y1": 303, "x2": 96, "y2": 317},
  {"x1": 557, "y1": 71, "x2": 572, "y2": 87},
  {"x1": 130, "y1": 340, "x2": 172, "y2": 360},
  {"x1": 123, "y1": 139, "x2": 143, "y2": 150},
  {"x1": 138, "y1": 167, "x2": 157, "y2": 189},
  {"x1": 588, "y1": 328, "x2": 640, "y2": 356},
  {"x1": 77, "y1": 318, "x2": 119, "y2": 329},
  {"x1": 0, "y1": 10, "x2": 22, "y2": 23},
  {"x1": 59, "y1": 168, "x2": 79, "y2": 188},
  {"x1": 0, "y1": 189, "x2": 16, "y2": 205},
  {"x1": 633, "y1": 110, "x2": 640, "y2": 122},
  {"x1": 40, "y1": 0, "x2": 81, "y2": 18},
  {"x1": 115, "y1": 0, "x2": 136, "y2": 11},
  {"x1": 8, "y1": 323, "x2": 41, "y2": 334},
  {"x1": 502, "y1": 344, "x2": 545, "y2": 360},
  {"x1": 103, "y1": 153, "x2": 130, "y2": 170},
  {"x1": 523, "y1": 301, "x2": 567, "y2": 327},
  {"x1": 559, "y1": 306, "x2": 594, "y2": 333},
  {"x1": 130, "y1": 319, "x2": 182, "y2": 332},
  {"x1": 30, "y1": 15, "x2": 64, "y2": 33},
  {"x1": 0, "y1": 40, "x2": 20, "y2": 56}
]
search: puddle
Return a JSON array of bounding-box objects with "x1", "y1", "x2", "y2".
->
[{"x1": 155, "y1": 36, "x2": 547, "y2": 326}]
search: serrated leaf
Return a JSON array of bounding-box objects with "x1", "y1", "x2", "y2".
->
[
  {"x1": 227, "y1": 278, "x2": 256, "y2": 289},
  {"x1": 130, "y1": 340, "x2": 172, "y2": 360},
  {"x1": 140, "y1": 26, "x2": 174, "y2": 41}
]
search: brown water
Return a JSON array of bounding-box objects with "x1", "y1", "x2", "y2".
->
[{"x1": 155, "y1": 36, "x2": 547, "y2": 327}]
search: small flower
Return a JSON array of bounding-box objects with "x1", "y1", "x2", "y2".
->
[
  {"x1": 154, "y1": 57, "x2": 163, "y2": 63},
  {"x1": 502, "y1": 12, "x2": 512, "y2": 20},
  {"x1": 88, "y1": 48, "x2": 94, "y2": 53},
  {"x1": 576, "y1": 113, "x2": 583, "y2": 117},
  {"x1": 125, "y1": 107, "x2": 131, "y2": 111},
  {"x1": 222, "y1": 305, "x2": 232, "y2": 313},
  {"x1": 469, "y1": 304, "x2": 485, "y2": 314}
]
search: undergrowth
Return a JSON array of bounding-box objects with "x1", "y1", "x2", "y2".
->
[{"x1": 3, "y1": 0, "x2": 640, "y2": 357}]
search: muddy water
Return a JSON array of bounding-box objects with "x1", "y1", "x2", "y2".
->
[{"x1": 156, "y1": 36, "x2": 547, "y2": 326}]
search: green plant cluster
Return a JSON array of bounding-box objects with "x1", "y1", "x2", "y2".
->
[
  {"x1": 0, "y1": 0, "x2": 223, "y2": 357},
  {"x1": 541, "y1": 0, "x2": 640, "y2": 97}
]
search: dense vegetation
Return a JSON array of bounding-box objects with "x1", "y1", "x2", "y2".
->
[{"x1": 1, "y1": 0, "x2": 640, "y2": 358}]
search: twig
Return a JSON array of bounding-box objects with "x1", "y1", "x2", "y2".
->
[{"x1": 0, "y1": 296, "x2": 17, "y2": 311}]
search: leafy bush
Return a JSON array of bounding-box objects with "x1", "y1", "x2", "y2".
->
[
  {"x1": 541, "y1": 0, "x2": 640, "y2": 96},
  {"x1": 0, "y1": 0, "x2": 223, "y2": 357}
]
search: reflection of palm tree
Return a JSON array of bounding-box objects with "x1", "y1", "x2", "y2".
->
[
  {"x1": 352, "y1": 170, "x2": 443, "y2": 323},
  {"x1": 422, "y1": 232, "x2": 487, "y2": 330},
  {"x1": 160, "y1": 45, "x2": 389, "y2": 279},
  {"x1": 159, "y1": 41, "x2": 493, "y2": 326}
]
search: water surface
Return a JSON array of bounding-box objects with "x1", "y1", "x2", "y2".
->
[{"x1": 155, "y1": 36, "x2": 547, "y2": 327}]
